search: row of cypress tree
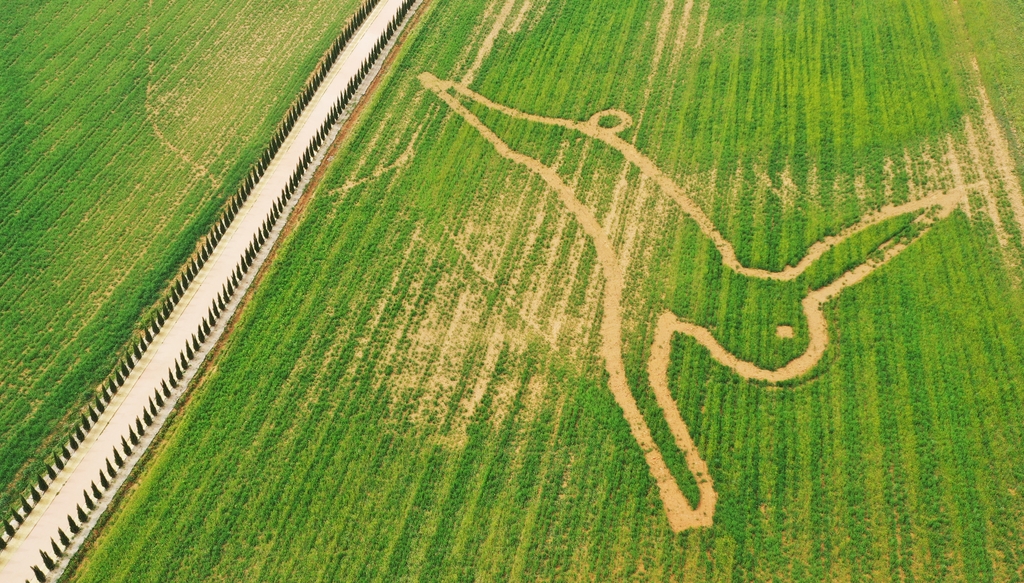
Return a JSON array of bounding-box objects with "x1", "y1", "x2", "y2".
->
[{"x1": 6, "y1": 0, "x2": 419, "y2": 578}]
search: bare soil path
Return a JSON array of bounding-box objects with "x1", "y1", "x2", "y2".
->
[{"x1": 419, "y1": 73, "x2": 980, "y2": 531}]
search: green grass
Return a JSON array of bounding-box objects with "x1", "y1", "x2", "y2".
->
[
  {"x1": 65, "y1": 0, "x2": 1024, "y2": 581},
  {"x1": 0, "y1": 0, "x2": 360, "y2": 512}
]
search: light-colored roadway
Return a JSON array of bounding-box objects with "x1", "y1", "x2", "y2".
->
[{"x1": 0, "y1": 0, "x2": 412, "y2": 579}]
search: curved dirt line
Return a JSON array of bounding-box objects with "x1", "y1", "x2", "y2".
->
[
  {"x1": 420, "y1": 73, "x2": 972, "y2": 531},
  {"x1": 648, "y1": 311, "x2": 716, "y2": 526},
  {"x1": 656, "y1": 188, "x2": 964, "y2": 382},
  {"x1": 420, "y1": 72, "x2": 707, "y2": 532},
  {"x1": 437, "y1": 76, "x2": 967, "y2": 379},
  {"x1": 442, "y1": 80, "x2": 962, "y2": 281}
]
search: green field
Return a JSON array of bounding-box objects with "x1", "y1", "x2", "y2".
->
[
  {"x1": 0, "y1": 0, "x2": 361, "y2": 511},
  {"x1": 63, "y1": 0, "x2": 1024, "y2": 580}
]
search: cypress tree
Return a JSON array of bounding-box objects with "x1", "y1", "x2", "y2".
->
[
  {"x1": 107, "y1": 459, "x2": 116, "y2": 478},
  {"x1": 30, "y1": 486, "x2": 40, "y2": 503},
  {"x1": 83, "y1": 490, "x2": 94, "y2": 510},
  {"x1": 136, "y1": 417, "x2": 145, "y2": 436},
  {"x1": 59, "y1": 527, "x2": 70, "y2": 547},
  {"x1": 52, "y1": 537, "x2": 63, "y2": 557},
  {"x1": 77, "y1": 504, "x2": 87, "y2": 524},
  {"x1": 113, "y1": 447, "x2": 124, "y2": 467},
  {"x1": 34, "y1": 565, "x2": 46, "y2": 581},
  {"x1": 91, "y1": 482, "x2": 102, "y2": 500},
  {"x1": 5, "y1": 519, "x2": 14, "y2": 537},
  {"x1": 129, "y1": 427, "x2": 138, "y2": 446},
  {"x1": 68, "y1": 514, "x2": 79, "y2": 534},
  {"x1": 37, "y1": 475, "x2": 48, "y2": 493},
  {"x1": 122, "y1": 436, "x2": 132, "y2": 455},
  {"x1": 100, "y1": 469, "x2": 110, "y2": 489},
  {"x1": 22, "y1": 495, "x2": 32, "y2": 514},
  {"x1": 143, "y1": 408, "x2": 153, "y2": 426},
  {"x1": 47, "y1": 464, "x2": 57, "y2": 481}
]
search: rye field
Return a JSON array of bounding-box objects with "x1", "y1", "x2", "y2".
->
[
  {"x1": 9, "y1": 0, "x2": 1024, "y2": 580},
  {"x1": 0, "y1": 0, "x2": 360, "y2": 512}
]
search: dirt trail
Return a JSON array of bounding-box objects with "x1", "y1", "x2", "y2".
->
[
  {"x1": 648, "y1": 312, "x2": 717, "y2": 527},
  {"x1": 420, "y1": 72, "x2": 704, "y2": 532},
  {"x1": 973, "y1": 57, "x2": 1024, "y2": 242},
  {"x1": 419, "y1": 71, "x2": 977, "y2": 531},
  {"x1": 653, "y1": 187, "x2": 964, "y2": 382},
  {"x1": 442, "y1": 80, "x2": 957, "y2": 281}
]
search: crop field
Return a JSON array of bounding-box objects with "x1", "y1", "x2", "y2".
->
[
  {"x1": 0, "y1": 0, "x2": 360, "y2": 512},
  {"x1": 54, "y1": 0, "x2": 1024, "y2": 580}
]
